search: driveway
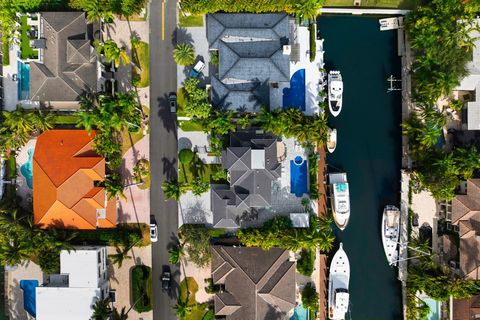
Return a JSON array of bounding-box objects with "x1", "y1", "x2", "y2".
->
[{"x1": 148, "y1": 0, "x2": 179, "y2": 319}]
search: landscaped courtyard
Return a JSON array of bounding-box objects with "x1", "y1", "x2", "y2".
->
[{"x1": 20, "y1": 16, "x2": 38, "y2": 60}]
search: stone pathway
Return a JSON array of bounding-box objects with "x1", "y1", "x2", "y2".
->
[{"x1": 119, "y1": 134, "x2": 150, "y2": 224}]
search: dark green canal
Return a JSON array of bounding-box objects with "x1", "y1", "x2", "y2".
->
[{"x1": 318, "y1": 15, "x2": 402, "y2": 319}]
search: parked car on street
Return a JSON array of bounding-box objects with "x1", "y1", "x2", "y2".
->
[
  {"x1": 150, "y1": 221, "x2": 158, "y2": 242},
  {"x1": 169, "y1": 93, "x2": 177, "y2": 113},
  {"x1": 162, "y1": 266, "x2": 171, "y2": 291}
]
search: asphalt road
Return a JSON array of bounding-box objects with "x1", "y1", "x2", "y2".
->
[{"x1": 149, "y1": 0, "x2": 179, "y2": 319}]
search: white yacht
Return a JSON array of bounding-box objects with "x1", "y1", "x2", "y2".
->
[
  {"x1": 379, "y1": 17, "x2": 403, "y2": 31},
  {"x1": 328, "y1": 71, "x2": 343, "y2": 117},
  {"x1": 328, "y1": 243, "x2": 350, "y2": 320},
  {"x1": 327, "y1": 128, "x2": 337, "y2": 153},
  {"x1": 329, "y1": 173, "x2": 350, "y2": 230},
  {"x1": 382, "y1": 205, "x2": 400, "y2": 266}
]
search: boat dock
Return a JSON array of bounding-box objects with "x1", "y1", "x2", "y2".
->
[{"x1": 317, "y1": 146, "x2": 328, "y2": 320}]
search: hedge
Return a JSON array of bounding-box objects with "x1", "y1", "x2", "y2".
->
[
  {"x1": 132, "y1": 265, "x2": 152, "y2": 312},
  {"x1": 2, "y1": 39, "x2": 9, "y2": 66},
  {"x1": 308, "y1": 153, "x2": 319, "y2": 200},
  {"x1": 72, "y1": 224, "x2": 147, "y2": 247},
  {"x1": 309, "y1": 23, "x2": 316, "y2": 62},
  {"x1": 297, "y1": 249, "x2": 315, "y2": 276}
]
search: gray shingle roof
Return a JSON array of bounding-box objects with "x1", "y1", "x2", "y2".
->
[
  {"x1": 207, "y1": 13, "x2": 290, "y2": 111},
  {"x1": 211, "y1": 246, "x2": 296, "y2": 320},
  {"x1": 30, "y1": 12, "x2": 97, "y2": 103},
  {"x1": 211, "y1": 130, "x2": 281, "y2": 228}
]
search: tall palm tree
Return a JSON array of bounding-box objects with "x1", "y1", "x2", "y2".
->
[
  {"x1": 95, "y1": 40, "x2": 130, "y2": 68},
  {"x1": 0, "y1": 238, "x2": 31, "y2": 266},
  {"x1": 173, "y1": 300, "x2": 192, "y2": 319},
  {"x1": 168, "y1": 245, "x2": 184, "y2": 264},
  {"x1": 91, "y1": 298, "x2": 112, "y2": 320},
  {"x1": 173, "y1": 43, "x2": 195, "y2": 66},
  {"x1": 30, "y1": 109, "x2": 54, "y2": 134},
  {"x1": 2, "y1": 105, "x2": 33, "y2": 136},
  {"x1": 162, "y1": 179, "x2": 186, "y2": 201}
]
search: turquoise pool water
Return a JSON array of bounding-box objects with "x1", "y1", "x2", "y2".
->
[
  {"x1": 423, "y1": 297, "x2": 441, "y2": 320},
  {"x1": 20, "y1": 148, "x2": 34, "y2": 189},
  {"x1": 17, "y1": 62, "x2": 30, "y2": 100},
  {"x1": 290, "y1": 305, "x2": 308, "y2": 320}
]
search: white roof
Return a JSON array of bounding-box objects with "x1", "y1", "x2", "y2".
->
[
  {"x1": 250, "y1": 150, "x2": 265, "y2": 169},
  {"x1": 60, "y1": 249, "x2": 99, "y2": 288},
  {"x1": 36, "y1": 287, "x2": 100, "y2": 320}
]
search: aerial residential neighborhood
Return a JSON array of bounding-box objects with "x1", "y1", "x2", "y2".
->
[{"x1": 0, "y1": 0, "x2": 479, "y2": 319}]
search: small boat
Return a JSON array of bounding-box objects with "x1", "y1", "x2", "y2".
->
[
  {"x1": 327, "y1": 128, "x2": 337, "y2": 153},
  {"x1": 329, "y1": 173, "x2": 350, "y2": 230},
  {"x1": 328, "y1": 71, "x2": 343, "y2": 117},
  {"x1": 328, "y1": 243, "x2": 350, "y2": 320},
  {"x1": 379, "y1": 17, "x2": 403, "y2": 31},
  {"x1": 382, "y1": 205, "x2": 400, "y2": 266}
]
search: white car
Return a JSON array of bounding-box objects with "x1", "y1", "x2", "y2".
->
[{"x1": 150, "y1": 223, "x2": 158, "y2": 242}]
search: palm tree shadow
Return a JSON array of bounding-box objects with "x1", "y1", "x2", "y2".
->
[
  {"x1": 174, "y1": 27, "x2": 194, "y2": 47},
  {"x1": 162, "y1": 157, "x2": 178, "y2": 180},
  {"x1": 156, "y1": 94, "x2": 178, "y2": 136}
]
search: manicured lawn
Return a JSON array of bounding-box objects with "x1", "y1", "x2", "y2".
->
[
  {"x1": 120, "y1": 128, "x2": 145, "y2": 155},
  {"x1": 20, "y1": 16, "x2": 38, "y2": 60},
  {"x1": 178, "y1": 13, "x2": 204, "y2": 28},
  {"x1": 177, "y1": 87, "x2": 186, "y2": 117},
  {"x1": 131, "y1": 265, "x2": 152, "y2": 312},
  {"x1": 178, "y1": 153, "x2": 225, "y2": 186},
  {"x1": 132, "y1": 41, "x2": 150, "y2": 88},
  {"x1": 52, "y1": 115, "x2": 81, "y2": 125},
  {"x1": 324, "y1": 0, "x2": 418, "y2": 8},
  {"x1": 178, "y1": 277, "x2": 210, "y2": 320},
  {"x1": 178, "y1": 120, "x2": 204, "y2": 132}
]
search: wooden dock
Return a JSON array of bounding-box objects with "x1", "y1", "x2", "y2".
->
[{"x1": 317, "y1": 146, "x2": 328, "y2": 320}]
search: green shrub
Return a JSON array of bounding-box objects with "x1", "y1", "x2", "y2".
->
[
  {"x1": 210, "y1": 50, "x2": 219, "y2": 66},
  {"x1": 301, "y1": 283, "x2": 319, "y2": 312},
  {"x1": 179, "y1": 149, "x2": 195, "y2": 165},
  {"x1": 297, "y1": 249, "x2": 315, "y2": 276},
  {"x1": 309, "y1": 23, "x2": 316, "y2": 62},
  {"x1": 204, "y1": 278, "x2": 215, "y2": 294},
  {"x1": 7, "y1": 155, "x2": 16, "y2": 179},
  {"x1": 132, "y1": 265, "x2": 152, "y2": 312},
  {"x1": 73, "y1": 224, "x2": 145, "y2": 247},
  {"x1": 38, "y1": 249, "x2": 60, "y2": 274},
  {"x1": 202, "y1": 309, "x2": 215, "y2": 320},
  {"x1": 2, "y1": 40, "x2": 9, "y2": 66},
  {"x1": 308, "y1": 153, "x2": 319, "y2": 200}
]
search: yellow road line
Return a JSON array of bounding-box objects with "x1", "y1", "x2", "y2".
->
[{"x1": 162, "y1": 1, "x2": 165, "y2": 41}]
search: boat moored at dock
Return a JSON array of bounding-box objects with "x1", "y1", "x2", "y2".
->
[
  {"x1": 329, "y1": 172, "x2": 350, "y2": 230},
  {"x1": 382, "y1": 205, "x2": 400, "y2": 266},
  {"x1": 328, "y1": 71, "x2": 343, "y2": 117},
  {"x1": 327, "y1": 128, "x2": 337, "y2": 153},
  {"x1": 328, "y1": 243, "x2": 350, "y2": 320}
]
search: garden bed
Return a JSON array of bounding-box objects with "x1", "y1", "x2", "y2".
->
[
  {"x1": 131, "y1": 265, "x2": 152, "y2": 312},
  {"x1": 20, "y1": 16, "x2": 38, "y2": 60}
]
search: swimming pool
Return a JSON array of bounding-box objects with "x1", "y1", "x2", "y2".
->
[
  {"x1": 20, "y1": 279, "x2": 38, "y2": 318},
  {"x1": 290, "y1": 156, "x2": 308, "y2": 197},
  {"x1": 290, "y1": 305, "x2": 308, "y2": 320},
  {"x1": 17, "y1": 62, "x2": 30, "y2": 101},
  {"x1": 283, "y1": 69, "x2": 306, "y2": 111},
  {"x1": 20, "y1": 148, "x2": 34, "y2": 189},
  {"x1": 423, "y1": 297, "x2": 441, "y2": 320}
]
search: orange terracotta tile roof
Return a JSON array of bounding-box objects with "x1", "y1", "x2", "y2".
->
[{"x1": 33, "y1": 130, "x2": 117, "y2": 230}]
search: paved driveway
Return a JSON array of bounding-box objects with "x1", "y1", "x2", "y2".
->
[{"x1": 149, "y1": 0, "x2": 179, "y2": 319}]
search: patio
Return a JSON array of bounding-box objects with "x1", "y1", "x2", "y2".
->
[{"x1": 15, "y1": 139, "x2": 36, "y2": 210}]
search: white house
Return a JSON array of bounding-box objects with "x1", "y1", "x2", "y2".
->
[
  {"x1": 35, "y1": 246, "x2": 109, "y2": 320},
  {"x1": 454, "y1": 19, "x2": 480, "y2": 130}
]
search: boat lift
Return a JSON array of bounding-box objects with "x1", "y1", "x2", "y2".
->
[
  {"x1": 387, "y1": 75, "x2": 402, "y2": 92},
  {"x1": 391, "y1": 240, "x2": 432, "y2": 265}
]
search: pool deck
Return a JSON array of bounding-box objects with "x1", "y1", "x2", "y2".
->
[{"x1": 317, "y1": 146, "x2": 328, "y2": 320}]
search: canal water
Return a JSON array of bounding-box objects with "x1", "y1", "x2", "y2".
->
[{"x1": 318, "y1": 16, "x2": 402, "y2": 319}]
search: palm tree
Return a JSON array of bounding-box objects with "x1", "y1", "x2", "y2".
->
[
  {"x1": 294, "y1": 0, "x2": 322, "y2": 18},
  {"x1": 0, "y1": 238, "x2": 31, "y2": 267},
  {"x1": 173, "y1": 43, "x2": 195, "y2": 66},
  {"x1": 419, "y1": 124, "x2": 441, "y2": 148},
  {"x1": 108, "y1": 246, "x2": 132, "y2": 268},
  {"x1": 173, "y1": 300, "x2": 192, "y2": 318},
  {"x1": 95, "y1": 40, "x2": 130, "y2": 68},
  {"x1": 162, "y1": 179, "x2": 186, "y2": 201},
  {"x1": 2, "y1": 105, "x2": 33, "y2": 136},
  {"x1": 111, "y1": 307, "x2": 128, "y2": 320},
  {"x1": 168, "y1": 245, "x2": 184, "y2": 264},
  {"x1": 30, "y1": 109, "x2": 54, "y2": 134},
  {"x1": 104, "y1": 172, "x2": 126, "y2": 200},
  {"x1": 91, "y1": 298, "x2": 112, "y2": 320}
]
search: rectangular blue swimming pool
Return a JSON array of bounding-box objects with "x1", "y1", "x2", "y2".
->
[
  {"x1": 290, "y1": 156, "x2": 308, "y2": 197},
  {"x1": 17, "y1": 62, "x2": 30, "y2": 101}
]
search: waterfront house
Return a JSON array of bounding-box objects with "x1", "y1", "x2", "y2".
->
[
  {"x1": 211, "y1": 246, "x2": 296, "y2": 319},
  {"x1": 453, "y1": 19, "x2": 480, "y2": 130},
  {"x1": 451, "y1": 179, "x2": 480, "y2": 279},
  {"x1": 36, "y1": 247, "x2": 109, "y2": 320},
  {"x1": 211, "y1": 130, "x2": 282, "y2": 228},
  {"x1": 33, "y1": 130, "x2": 117, "y2": 230},
  {"x1": 29, "y1": 12, "x2": 99, "y2": 109}
]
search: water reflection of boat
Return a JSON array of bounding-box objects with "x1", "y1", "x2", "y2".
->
[
  {"x1": 329, "y1": 172, "x2": 350, "y2": 230},
  {"x1": 327, "y1": 128, "x2": 337, "y2": 153},
  {"x1": 382, "y1": 205, "x2": 400, "y2": 266},
  {"x1": 328, "y1": 71, "x2": 343, "y2": 117},
  {"x1": 328, "y1": 243, "x2": 350, "y2": 320}
]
